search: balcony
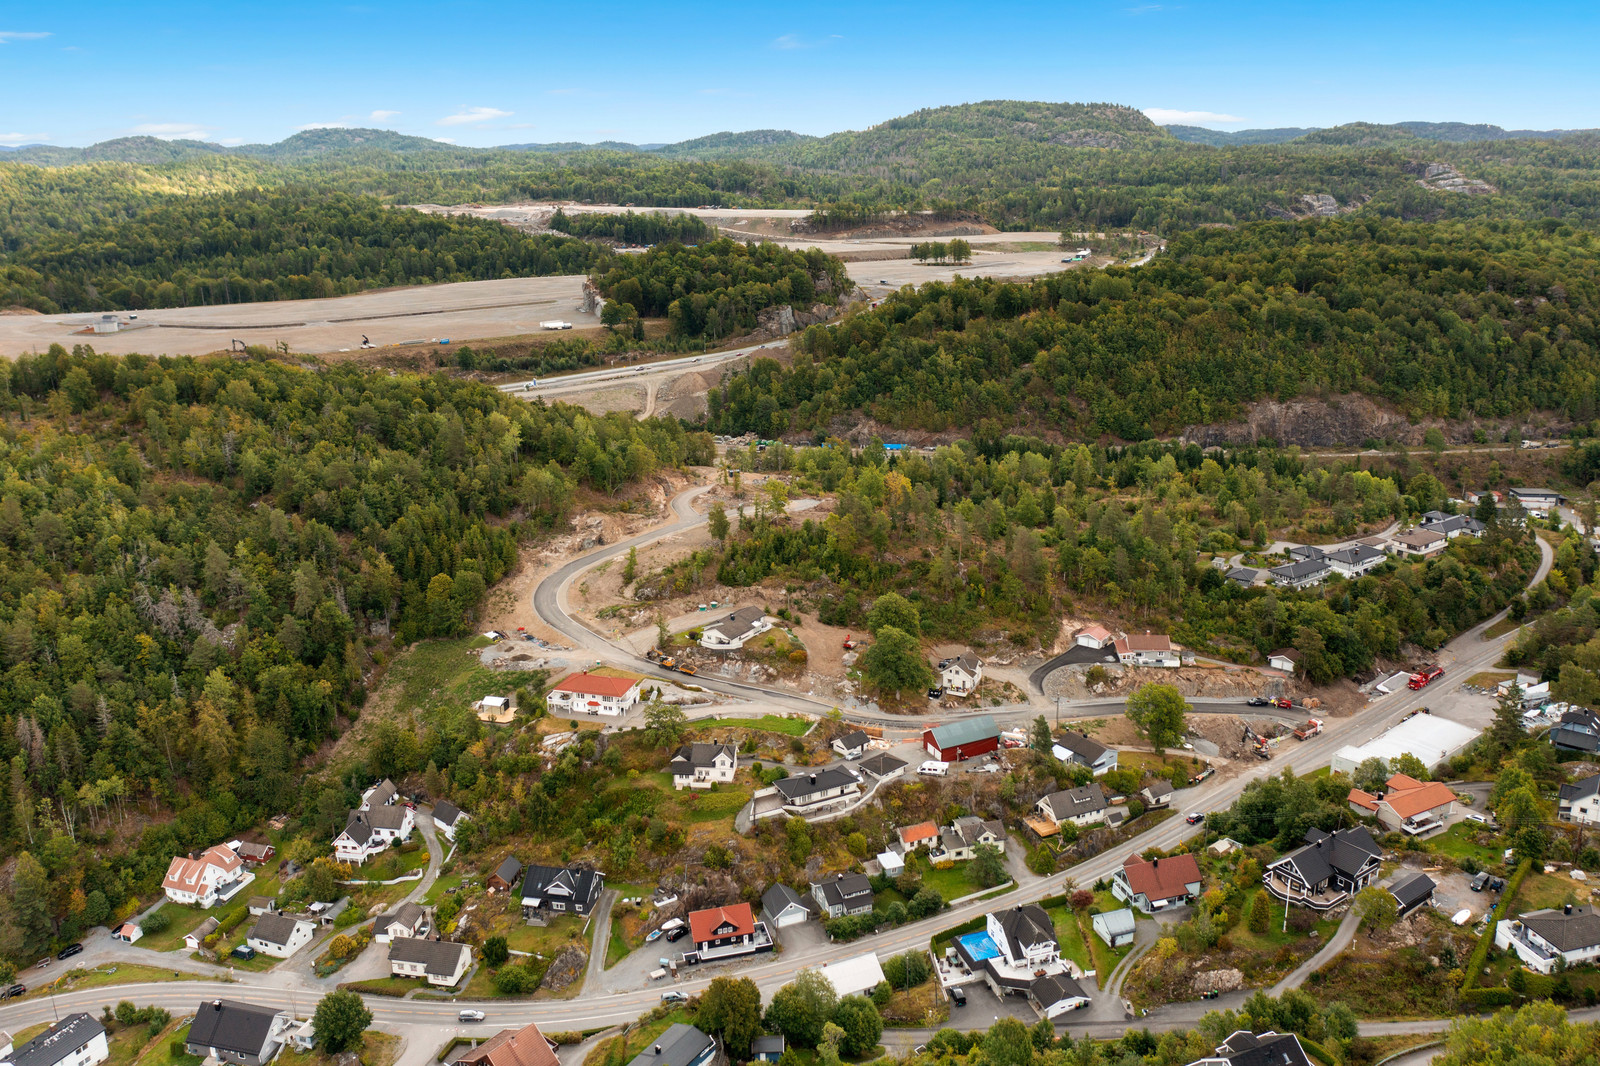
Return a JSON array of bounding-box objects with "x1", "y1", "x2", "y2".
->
[
  {"x1": 1262, "y1": 872, "x2": 1348, "y2": 911},
  {"x1": 697, "y1": 922, "x2": 774, "y2": 960}
]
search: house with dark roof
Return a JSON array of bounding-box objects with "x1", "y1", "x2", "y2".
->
[
  {"x1": 1553, "y1": 709, "x2": 1600, "y2": 754},
  {"x1": 245, "y1": 913, "x2": 315, "y2": 958},
  {"x1": 1325, "y1": 544, "x2": 1387, "y2": 577},
  {"x1": 235, "y1": 842, "x2": 275, "y2": 865},
  {"x1": 488, "y1": 856, "x2": 524, "y2": 893},
  {"x1": 1497, "y1": 904, "x2": 1600, "y2": 974},
  {"x1": 923, "y1": 716, "x2": 1001, "y2": 762},
  {"x1": 1051, "y1": 731, "x2": 1118, "y2": 776},
  {"x1": 453, "y1": 1022, "x2": 560, "y2": 1066},
  {"x1": 1389, "y1": 872, "x2": 1436, "y2": 917},
  {"x1": 185, "y1": 916, "x2": 220, "y2": 951},
  {"x1": 1267, "y1": 649, "x2": 1300, "y2": 673},
  {"x1": 1264, "y1": 826, "x2": 1383, "y2": 909},
  {"x1": 1226, "y1": 567, "x2": 1259, "y2": 588},
  {"x1": 951, "y1": 904, "x2": 1090, "y2": 1018},
  {"x1": 1036, "y1": 784, "x2": 1109, "y2": 828},
  {"x1": 932, "y1": 816, "x2": 1007, "y2": 862},
  {"x1": 1268, "y1": 558, "x2": 1331, "y2": 589},
  {"x1": 1113, "y1": 853, "x2": 1203, "y2": 913},
  {"x1": 388, "y1": 936, "x2": 471, "y2": 986},
  {"x1": 1185, "y1": 1030, "x2": 1313, "y2": 1066},
  {"x1": 699, "y1": 606, "x2": 773, "y2": 650},
  {"x1": 1420, "y1": 513, "x2": 1485, "y2": 540},
  {"x1": 810, "y1": 873, "x2": 875, "y2": 918},
  {"x1": 1287, "y1": 545, "x2": 1325, "y2": 562},
  {"x1": 760, "y1": 884, "x2": 813, "y2": 929},
  {"x1": 831, "y1": 731, "x2": 871, "y2": 759},
  {"x1": 621, "y1": 1024, "x2": 719, "y2": 1066},
  {"x1": 520, "y1": 864, "x2": 604, "y2": 917},
  {"x1": 1509, "y1": 488, "x2": 1565, "y2": 517},
  {"x1": 751, "y1": 1036, "x2": 785, "y2": 1063},
  {"x1": 771, "y1": 767, "x2": 861, "y2": 813},
  {"x1": 333, "y1": 803, "x2": 414, "y2": 863},
  {"x1": 670, "y1": 743, "x2": 738, "y2": 790},
  {"x1": 1560, "y1": 776, "x2": 1600, "y2": 826},
  {"x1": 1140, "y1": 779, "x2": 1176, "y2": 809},
  {"x1": 5, "y1": 1015, "x2": 109, "y2": 1066},
  {"x1": 1092, "y1": 908, "x2": 1136, "y2": 948},
  {"x1": 859, "y1": 752, "x2": 906, "y2": 781},
  {"x1": 939, "y1": 653, "x2": 984, "y2": 696},
  {"x1": 687, "y1": 902, "x2": 772, "y2": 960},
  {"x1": 378, "y1": 901, "x2": 429, "y2": 943},
  {"x1": 431, "y1": 799, "x2": 468, "y2": 841},
  {"x1": 185, "y1": 1000, "x2": 293, "y2": 1066},
  {"x1": 361, "y1": 778, "x2": 399, "y2": 809}
]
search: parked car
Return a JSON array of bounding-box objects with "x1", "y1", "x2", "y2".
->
[
  {"x1": 665, "y1": 926, "x2": 687, "y2": 943},
  {"x1": 1186, "y1": 812, "x2": 1206, "y2": 825},
  {"x1": 1, "y1": 983, "x2": 24, "y2": 999},
  {"x1": 57, "y1": 944, "x2": 83, "y2": 961},
  {"x1": 1471, "y1": 872, "x2": 1490, "y2": 892},
  {"x1": 661, "y1": 990, "x2": 689, "y2": 1003},
  {"x1": 1488, "y1": 876, "x2": 1507, "y2": 892},
  {"x1": 1271, "y1": 697, "x2": 1293, "y2": 708},
  {"x1": 927, "y1": 687, "x2": 944, "y2": 699},
  {"x1": 1246, "y1": 697, "x2": 1270, "y2": 707},
  {"x1": 231, "y1": 945, "x2": 256, "y2": 961},
  {"x1": 458, "y1": 1010, "x2": 486, "y2": 1022},
  {"x1": 948, "y1": 986, "x2": 966, "y2": 1007}
]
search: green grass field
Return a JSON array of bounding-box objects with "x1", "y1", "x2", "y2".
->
[
  {"x1": 22, "y1": 963, "x2": 217, "y2": 1002},
  {"x1": 1043, "y1": 905, "x2": 1093, "y2": 972},
  {"x1": 131, "y1": 1022, "x2": 203, "y2": 1066},
  {"x1": 691, "y1": 715, "x2": 811, "y2": 736},
  {"x1": 1427, "y1": 822, "x2": 1503, "y2": 867}
]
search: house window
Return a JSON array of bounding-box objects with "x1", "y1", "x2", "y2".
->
[{"x1": 553, "y1": 902, "x2": 565, "y2": 911}]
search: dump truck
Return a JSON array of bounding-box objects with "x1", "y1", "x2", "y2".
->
[
  {"x1": 1293, "y1": 719, "x2": 1324, "y2": 740},
  {"x1": 678, "y1": 664, "x2": 698, "y2": 676}
]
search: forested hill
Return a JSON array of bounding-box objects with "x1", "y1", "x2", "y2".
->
[
  {"x1": 703, "y1": 218, "x2": 1600, "y2": 441},
  {"x1": 0, "y1": 346, "x2": 708, "y2": 953}
]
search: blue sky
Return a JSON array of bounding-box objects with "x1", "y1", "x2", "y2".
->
[{"x1": 2, "y1": 0, "x2": 1597, "y2": 147}]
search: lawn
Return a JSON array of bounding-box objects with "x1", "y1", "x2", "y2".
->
[
  {"x1": 342, "y1": 976, "x2": 425, "y2": 997},
  {"x1": 904, "y1": 854, "x2": 991, "y2": 902},
  {"x1": 280, "y1": 1032, "x2": 400, "y2": 1066},
  {"x1": 1114, "y1": 750, "x2": 1209, "y2": 785},
  {"x1": 132, "y1": 1022, "x2": 203, "y2": 1066},
  {"x1": 1483, "y1": 616, "x2": 1523, "y2": 640},
  {"x1": 691, "y1": 715, "x2": 812, "y2": 737},
  {"x1": 1426, "y1": 822, "x2": 1504, "y2": 868},
  {"x1": 21, "y1": 963, "x2": 218, "y2": 1001},
  {"x1": 880, "y1": 978, "x2": 950, "y2": 1027},
  {"x1": 1042, "y1": 905, "x2": 1093, "y2": 972},
  {"x1": 425, "y1": 871, "x2": 466, "y2": 905},
  {"x1": 1515, "y1": 871, "x2": 1589, "y2": 912},
  {"x1": 1467, "y1": 671, "x2": 1516, "y2": 688},
  {"x1": 503, "y1": 914, "x2": 591, "y2": 957},
  {"x1": 131, "y1": 903, "x2": 219, "y2": 952},
  {"x1": 1226, "y1": 890, "x2": 1342, "y2": 953}
]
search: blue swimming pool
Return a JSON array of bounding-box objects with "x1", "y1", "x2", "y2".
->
[{"x1": 956, "y1": 931, "x2": 1000, "y2": 961}]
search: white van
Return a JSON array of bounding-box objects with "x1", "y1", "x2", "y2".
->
[{"x1": 917, "y1": 761, "x2": 949, "y2": 777}]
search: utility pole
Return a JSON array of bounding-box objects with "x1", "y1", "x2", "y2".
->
[{"x1": 1055, "y1": 696, "x2": 1063, "y2": 729}]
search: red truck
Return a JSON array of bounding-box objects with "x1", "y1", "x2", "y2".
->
[
  {"x1": 1408, "y1": 665, "x2": 1444, "y2": 690},
  {"x1": 1293, "y1": 718, "x2": 1324, "y2": 740}
]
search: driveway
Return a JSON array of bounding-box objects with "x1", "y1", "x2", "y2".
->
[{"x1": 582, "y1": 890, "x2": 619, "y2": 992}]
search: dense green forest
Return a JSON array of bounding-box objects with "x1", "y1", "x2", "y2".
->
[
  {"x1": 703, "y1": 218, "x2": 1600, "y2": 440},
  {"x1": 595, "y1": 238, "x2": 850, "y2": 339},
  {"x1": 0, "y1": 345, "x2": 707, "y2": 956},
  {"x1": 549, "y1": 208, "x2": 713, "y2": 245}
]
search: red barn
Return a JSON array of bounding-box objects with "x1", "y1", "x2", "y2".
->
[{"x1": 923, "y1": 715, "x2": 1001, "y2": 762}]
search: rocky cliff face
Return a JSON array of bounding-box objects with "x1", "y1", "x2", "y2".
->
[{"x1": 1181, "y1": 395, "x2": 1560, "y2": 448}]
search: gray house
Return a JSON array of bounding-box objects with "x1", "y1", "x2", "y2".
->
[
  {"x1": 810, "y1": 873, "x2": 875, "y2": 918},
  {"x1": 186, "y1": 1000, "x2": 294, "y2": 1066},
  {"x1": 1051, "y1": 732, "x2": 1118, "y2": 776}
]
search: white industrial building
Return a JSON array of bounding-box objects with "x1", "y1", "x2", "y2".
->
[{"x1": 1329, "y1": 715, "x2": 1481, "y2": 777}]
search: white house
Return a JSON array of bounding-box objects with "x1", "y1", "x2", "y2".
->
[
  {"x1": 831, "y1": 731, "x2": 871, "y2": 759},
  {"x1": 1268, "y1": 558, "x2": 1331, "y2": 589},
  {"x1": 6, "y1": 1016, "x2": 109, "y2": 1066},
  {"x1": 1420, "y1": 512, "x2": 1485, "y2": 540},
  {"x1": 1560, "y1": 777, "x2": 1600, "y2": 826},
  {"x1": 1497, "y1": 905, "x2": 1600, "y2": 974},
  {"x1": 163, "y1": 845, "x2": 251, "y2": 909},
  {"x1": 669, "y1": 743, "x2": 737, "y2": 790},
  {"x1": 699, "y1": 606, "x2": 773, "y2": 650},
  {"x1": 1268, "y1": 649, "x2": 1299, "y2": 673},
  {"x1": 431, "y1": 799, "x2": 468, "y2": 841},
  {"x1": 333, "y1": 804, "x2": 415, "y2": 864},
  {"x1": 1391, "y1": 529, "x2": 1447, "y2": 557},
  {"x1": 940, "y1": 653, "x2": 983, "y2": 696},
  {"x1": 930, "y1": 816, "x2": 1007, "y2": 863},
  {"x1": 951, "y1": 905, "x2": 1090, "y2": 1019},
  {"x1": 1074, "y1": 625, "x2": 1114, "y2": 650},
  {"x1": 1113, "y1": 634, "x2": 1180, "y2": 667},
  {"x1": 1051, "y1": 731, "x2": 1118, "y2": 776},
  {"x1": 360, "y1": 778, "x2": 398, "y2": 810},
  {"x1": 388, "y1": 937, "x2": 471, "y2": 986},
  {"x1": 1509, "y1": 488, "x2": 1564, "y2": 518},
  {"x1": 246, "y1": 914, "x2": 315, "y2": 959},
  {"x1": 1325, "y1": 544, "x2": 1387, "y2": 577},
  {"x1": 545, "y1": 672, "x2": 642, "y2": 717},
  {"x1": 1036, "y1": 784, "x2": 1109, "y2": 828},
  {"x1": 375, "y1": 902, "x2": 429, "y2": 943}
]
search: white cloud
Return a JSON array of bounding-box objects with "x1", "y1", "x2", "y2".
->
[
  {"x1": 1143, "y1": 107, "x2": 1244, "y2": 125},
  {"x1": 217, "y1": 137, "x2": 245, "y2": 146},
  {"x1": 0, "y1": 31, "x2": 51, "y2": 43},
  {"x1": 130, "y1": 122, "x2": 215, "y2": 140},
  {"x1": 437, "y1": 106, "x2": 511, "y2": 126},
  {"x1": 369, "y1": 109, "x2": 400, "y2": 121},
  {"x1": 0, "y1": 131, "x2": 47, "y2": 144}
]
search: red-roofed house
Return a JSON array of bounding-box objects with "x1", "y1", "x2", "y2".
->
[
  {"x1": 454, "y1": 1022, "x2": 560, "y2": 1066},
  {"x1": 688, "y1": 901, "x2": 772, "y2": 961},
  {"x1": 545, "y1": 672, "x2": 642, "y2": 717},
  {"x1": 163, "y1": 844, "x2": 251, "y2": 908},
  {"x1": 1110, "y1": 853, "x2": 1203, "y2": 913},
  {"x1": 898, "y1": 822, "x2": 940, "y2": 851},
  {"x1": 1112, "y1": 634, "x2": 1180, "y2": 668},
  {"x1": 1347, "y1": 774, "x2": 1457, "y2": 837},
  {"x1": 1075, "y1": 625, "x2": 1115, "y2": 650}
]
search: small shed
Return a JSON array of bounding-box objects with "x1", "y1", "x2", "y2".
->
[
  {"x1": 1092, "y1": 908, "x2": 1136, "y2": 948},
  {"x1": 877, "y1": 851, "x2": 905, "y2": 878}
]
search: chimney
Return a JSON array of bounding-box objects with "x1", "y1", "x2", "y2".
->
[
  {"x1": 654, "y1": 1047, "x2": 662, "y2": 1056},
  {"x1": 1567, "y1": 903, "x2": 1574, "y2": 915},
  {"x1": 212, "y1": 1000, "x2": 222, "y2": 1009},
  {"x1": 809, "y1": 774, "x2": 817, "y2": 785}
]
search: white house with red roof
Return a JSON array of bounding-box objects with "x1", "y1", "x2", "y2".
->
[
  {"x1": 687, "y1": 901, "x2": 772, "y2": 961},
  {"x1": 1111, "y1": 852, "x2": 1203, "y2": 913},
  {"x1": 1074, "y1": 625, "x2": 1114, "y2": 650},
  {"x1": 545, "y1": 672, "x2": 642, "y2": 717},
  {"x1": 1113, "y1": 634, "x2": 1180, "y2": 668},
  {"x1": 1347, "y1": 773, "x2": 1458, "y2": 837},
  {"x1": 163, "y1": 844, "x2": 252, "y2": 908}
]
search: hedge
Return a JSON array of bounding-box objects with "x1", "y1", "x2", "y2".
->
[
  {"x1": 1298, "y1": 1036, "x2": 1337, "y2": 1066},
  {"x1": 1460, "y1": 858, "x2": 1533, "y2": 991},
  {"x1": 1459, "y1": 986, "x2": 1516, "y2": 1008}
]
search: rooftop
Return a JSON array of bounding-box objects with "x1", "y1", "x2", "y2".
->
[{"x1": 551, "y1": 672, "x2": 638, "y2": 698}]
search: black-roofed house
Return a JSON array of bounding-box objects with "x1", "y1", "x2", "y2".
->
[
  {"x1": 1036, "y1": 784, "x2": 1109, "y2": 828},
  {"x1": 1420, "y1": 513, "x2": 1486, "y2": 540},
  {"x1": 388, "y1": 936, "x2": 472, "y2": 987},
  {"x1": 245, "y1": 913, "x2": 315, "y2": 958},
  {"x1": 1325, "y1": 544, "x2": 1387, "y2": 577},
  {"x1": 1263, "y1": 826, "x2": 1383, "y2": 909},
  {"x1": 1051, "y1": 731, "x2": 1118, "y2": 777},
  {"x1": 1553, "y1": 709, "x2": 1600, "y2": 754},
  {"x1": 1560, "y1": 776, "x2": 1600, "y2": 826},
  {"x1": 621, "y1": 1024, "x2": 719, "y2": 1066},
  {"x1": 770, "y1": 766, "x2": 862, "y2": 815},
  {"x1": 1268, "y1": 558, "x2": 1331, "y2": 590},
  {"x1": 751, "y1": 1036, "x2": 785, "y2": 1063},
  {"x1": 5, "y1": 1014, "x2": 109, "y2": 1066},
  {"x1": 521, "y1": 864, "x2": 604, "y2": 917},
  {"x1": 931, "y1": 816, "x2": 1007, "y2": 863},
  {"x1": 699, "y1": 606, "x2": 773, "y2": 650},
  {"x1": 1140, "y1": 778, "x2": 1176, "y2": 809},
  {"x1": 1184, "y1": 1030, "x2": 1313, "y2": 1066},
  {"x1": 831, "y1": 731, "x2": 871, "y2": 759},
  {"x1": 361, "y1": 778, "x2": 399, "y2": 810},
  {"x1": 1226, "y1": 567, "x2": 1258, "y2": 588},
  {"x1": 378, "y1": 901, "x2": 429, "y2": 943},
  {"x1": 1388, "y1": 873, "x2": 1436, "y2": 917},
  {"x1": 488, "y1": 856, "x2": 524, "y2": 893},
  {"x1": 939, "y1": 653, "x2": 984, "y2": 697},
  {"x1": 669, "y1": 743, "x2": 738, "y2": 791},
  {"x1": 810, "y1": 873, "x2": 874, "y2": 919},
  {"x1": 185, "y1": 1000, "x2": 294, "y2": 1066},
  {"x1": 953, "y1": 904, "x2": 1090, "y2": 1018},
  {"x1": 858, "y1": 752, "x2": 907, "y2": 781},
  {"x1": 333, "y1": 803, "x2": 414, "y2": 864},
  {"x1": 1496, "y1": 904, "x2": 1600, "y2": 974},
  {"x1": 760, "y1": 884, "x2": 813, "y2": 929},
  {"x1": 431, "y1": 799, "x2": 469, "y2": 842}
]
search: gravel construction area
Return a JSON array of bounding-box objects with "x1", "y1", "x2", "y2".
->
[{"x1": 0, "y1": 275, "x2": 596, "y2": 357}]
